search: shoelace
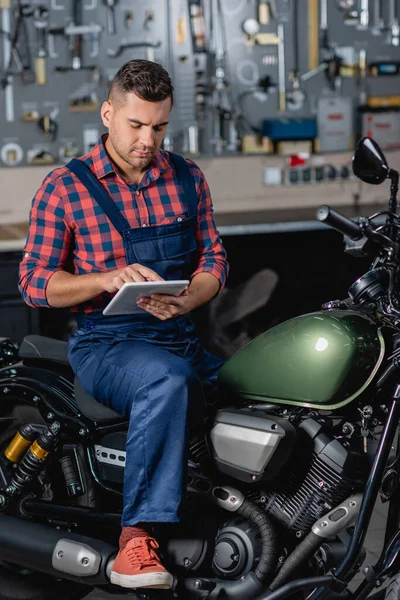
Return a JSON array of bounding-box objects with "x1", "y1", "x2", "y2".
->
[{"x1": 126, "y1": 537, "x2": 161, "y2": 570}]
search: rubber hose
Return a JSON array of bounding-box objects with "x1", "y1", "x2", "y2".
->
[
  {"x1": 237, "y1": 500, "x2": 278, "y2": 583},
  {"x1": 269, "y1": 531, "x2": 323, "y2": 591}
]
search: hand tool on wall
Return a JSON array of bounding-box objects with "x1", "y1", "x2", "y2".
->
[
  {"x1": 318, "y1": 0, "x2": 342, "y2": 91},
  {"x1": 52, "y1": 0, "x2": 102, "y2": 72},
  {"x1": 357, "y1": 0, "x2": 369, "y2": 29},
  {"x1": 308, "y1": 0, "x2": 319, "y2": 71},
  {"x1": 386, "y1": 0, "x2": 400, "y2": 46},
  {"x1": 277, "y1": 22, "x2": 286, "y2": 113},
  {"x1": 38, "y1": 111, "x2": 58, "y2": 141},
  {"x1": 1, "y1": 0, "x2": 33, "y2": 122},
  {"x1": 71, "y1": 0, "x2": 83, "y2": 70},
  {"x1": 286, "y1": 0, "x2": 306, "y2": 111},
  {"x1": 371, "y1": 0, "x2": 384, "y2": 35},
  {"x1": 258, "y1": 1, "x2": 273, "y2": 25},
  {"x1": 176, "y1": 1, "x2": 186, "y2": 44},
  {"x1": 189, "y1": 0, "x2": 206, "y2": 52},
  {"x1": 124, "y1": 10, "x2": 133, "y2": 29},
  {"x1": 319, "y1": 0, "x2": 328, "y2": 57},
  {"x1": 68, "y1": 81, "x2": 99, "y2": 110},
  {"x1": 51, "y1": 22, "x2": 102, "y2": 67},
  {"x1": 33, "y1": 5, "x2": 49, "y2": 85},
  {"x1": 107, "y1": 39, "x2": 161, "y2": 61},
  {"x1": 144, "y1": 9, "x2": 153, "y2": 30},
  {"x1": 301, "y1": 0, "x2": 344, "y2": 94},
  {"x1": 208, "y1": 0, "x2": 237, "y2": 153},
  {"x1": 357, "y1": 47, "x2": 367, "y2": 105},
  {"x1": 336, "y1": 0, "x2": 355, "y2": 9},
  {"x1": 103, "y1": 0, "x2": 117, "y2": 35}
]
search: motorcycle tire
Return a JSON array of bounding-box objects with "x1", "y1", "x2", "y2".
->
[
  {"x1": 0, "y1": 564, "x2": 91, "y2": 600},
  {"x1": 0, "y1": 405, "x2": 92, "y2": 600},
  {"x1": 386, "y1": 575, "x2": 400, "y2": 600}
]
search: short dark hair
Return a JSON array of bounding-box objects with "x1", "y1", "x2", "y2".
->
[{"x1": 109, "y1": 60, "x2": 174, "y2": 106}]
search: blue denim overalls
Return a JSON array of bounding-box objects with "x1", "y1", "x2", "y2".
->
[{"x1": 67, "y1": 154, "x2": 224, "y2": 526}]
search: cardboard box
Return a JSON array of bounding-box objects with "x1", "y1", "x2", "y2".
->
[
  {"x1": 317, "y1": 97, "x2": 354, "y2": 152},
  {"x1": 362, "y1": 111, "x2": 400, "y2": 150}
]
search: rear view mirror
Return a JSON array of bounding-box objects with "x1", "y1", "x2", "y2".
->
[{"x1": 352, "y1": 137, "x2": 389, "y2": 185}]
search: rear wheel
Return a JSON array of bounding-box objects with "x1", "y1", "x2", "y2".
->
[{"x1": 0, "y1": 402, "x2": 92, "y2": 600}]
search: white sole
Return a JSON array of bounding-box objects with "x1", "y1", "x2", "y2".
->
[{"x1": 110, "y1": 570, "x2": 173, "y2": 589}]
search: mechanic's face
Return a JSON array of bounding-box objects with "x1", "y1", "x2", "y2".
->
[{"x1": 101, "y1": 92, "x2": 171, "y2": 172}]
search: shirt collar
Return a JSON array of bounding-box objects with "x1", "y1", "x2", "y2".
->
[{"x1": 90, "y1": 134, "x2": 173, "y2": 183}]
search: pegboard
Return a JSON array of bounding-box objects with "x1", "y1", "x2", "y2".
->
[
  {"x1": 0, "y1": 0, "x2": 197, "y2": 167},
  {"x1": 1, "y1": 0, "x2": 400, "y2": 167},
  {"x1": 197, "y1": 0, "x2": 400, "y2": 154}
]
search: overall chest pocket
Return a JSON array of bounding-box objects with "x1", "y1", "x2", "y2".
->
[{"x1": 132, "y1": 228, "x2": 197, "y2": 263}]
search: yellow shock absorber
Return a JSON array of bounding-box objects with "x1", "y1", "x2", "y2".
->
[
  {"x1": 4, "y1": 432, "x2": 33, "y2": 463},
  {"x1": 29, "y1": 439, "x2": 50, "y2": 461}
]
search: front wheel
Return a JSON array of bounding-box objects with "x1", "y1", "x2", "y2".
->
[
  {"x1": 385, "y1": 575, "x2": 400, "y2": 600},
  {"x1": 0, "y1": 564, "x2": 91, "y2": 600}
]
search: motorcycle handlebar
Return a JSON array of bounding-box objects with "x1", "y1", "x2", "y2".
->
[{"x1": 316, "y1": 205, "x2": 363, "y2": 241}]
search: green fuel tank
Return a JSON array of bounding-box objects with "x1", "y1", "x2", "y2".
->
[{"x1": 218, "y1": 311, "x2": 385, "y2": 410}]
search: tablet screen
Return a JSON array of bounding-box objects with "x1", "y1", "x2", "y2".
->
[{"x1": 103, "y1": 280, "x2": 190, "y2": 316}]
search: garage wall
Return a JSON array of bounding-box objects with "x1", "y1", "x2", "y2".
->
[{"x1": 1, "y1": 149, "x2": 400, "y2": 228}]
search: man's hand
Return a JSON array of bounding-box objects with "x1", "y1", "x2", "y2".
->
[
  {"x1": 137, "y1": 272, "x2": 220, "y2": 320},
  {"x1": 137, "y1": 288, "x2": 193, "y2": 320},
  {"x1": 99, "y1": 263, "x2": 164, "y2": 293}
]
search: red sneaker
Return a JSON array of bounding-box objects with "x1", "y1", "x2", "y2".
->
[{"x1": 110, "y1": 536, "x2": 173, "y2": 589}]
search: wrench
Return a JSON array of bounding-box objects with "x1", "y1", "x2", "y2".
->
[
  {"x1": 357, "y1": 0, "x2": 369, "y2": 29},
  {"x1": 371, "y1": 0, "x2": 384, "y2": 35},
  {"x1": 107, "y1": 39, "x2": 161, "y2": 59},
  {"x1": 33, "y1": 5, "x2": 49, "y2": 85},
  {"x1": 103, "y1": 0, "x2": 117, "y2": 35},
  {"x1": 277, "y1": 23, "x2": 286, "y2": 112},
  {"x1": 387, "y1": 0, "x2": 400, "y2": 46}
]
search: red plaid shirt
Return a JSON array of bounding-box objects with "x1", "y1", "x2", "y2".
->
[{"x1": 19, "y1": 135, "x2": 228, "y2": 313}]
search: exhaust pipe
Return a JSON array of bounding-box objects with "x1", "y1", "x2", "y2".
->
[{"x1": 0, "y1": 514, "x2": 116, "y2": 585}]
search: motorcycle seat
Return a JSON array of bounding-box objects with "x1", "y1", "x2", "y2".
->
[
  {"x1": 19, "y1": 335, "x2": 69, "y2": 365},
  {"x1": 19, "y1": 335, "x2": 123, "y2": 422},
  {"x1": 74, "y1": 378, "x2": 124, "y2": 422}
]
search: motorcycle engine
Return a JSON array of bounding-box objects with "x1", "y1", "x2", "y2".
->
[
  {"x1": 263, "y1": 417, "x2": 367, "y2": 537},
  {"x1": 210, "y1": 409, "x2": 367, "y2": 539}
]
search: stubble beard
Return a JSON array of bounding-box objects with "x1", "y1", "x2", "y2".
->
[{"x1": 110, "y1": 132, "x2": 154, "y2": 172}]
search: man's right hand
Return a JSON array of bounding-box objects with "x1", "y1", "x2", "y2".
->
[{"x1": 99, "y1": 263, "x2": 164, "y2": 293}]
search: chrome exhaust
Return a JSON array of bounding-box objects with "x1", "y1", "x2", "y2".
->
[{"x1": 0, "y1": 514, "x2": 116, "y2": 585}]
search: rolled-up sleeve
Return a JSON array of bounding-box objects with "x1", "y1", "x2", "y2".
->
[
  {"x1": 18, "y1": 175, "x2": 71, "y2": 308},
  {"x1": 190, "y1": 165, "x2": 229, "y2": 292}
]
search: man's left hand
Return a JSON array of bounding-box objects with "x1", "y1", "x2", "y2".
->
[{"x1": 137, "y1": 288, "x2": 194, "y2": 320}]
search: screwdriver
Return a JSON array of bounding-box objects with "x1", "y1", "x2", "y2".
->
[{"x1": 104, "y1": 0, "x2": 117, "y2": 35}]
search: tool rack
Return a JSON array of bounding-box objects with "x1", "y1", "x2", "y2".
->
[{"x1": 0, "y1": 0, "x2": 400, "y2": 167}]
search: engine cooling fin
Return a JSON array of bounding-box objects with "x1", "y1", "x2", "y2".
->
[
  {"x1": 264, "y1": 453, "x2": 354, "y2": 535},
  {"x1": 262, "y1": 418, "x2": 367, "y2": 536}
]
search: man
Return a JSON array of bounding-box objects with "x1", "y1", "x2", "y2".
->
[{"x1": 19, "y1": 59, "x2": 228, "y2": 590}]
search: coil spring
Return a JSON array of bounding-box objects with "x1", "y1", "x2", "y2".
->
[
  {"x1": 8, "y1": 422, "x2": 60, "y2": 496},
  {"x1": 11, "y1": 451, "x2": 47, "y2": 492}
]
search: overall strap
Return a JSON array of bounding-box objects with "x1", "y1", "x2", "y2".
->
[
  {"x1": 67, "y1": 158, "x2": 131, "y2": 235},
  {"x1": 169, "y1": 152, "x2": 198, "y2": 218}
]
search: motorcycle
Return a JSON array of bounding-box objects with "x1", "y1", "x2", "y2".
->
[{"x1": 0, "y1": 137, "x2": 399, "y2": 600}]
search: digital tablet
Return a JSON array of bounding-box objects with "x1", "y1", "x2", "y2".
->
[{"x1": 103, "y1": 280, "x2": 190, "y2": 316}]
